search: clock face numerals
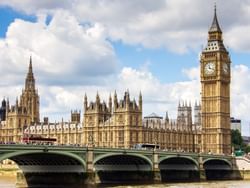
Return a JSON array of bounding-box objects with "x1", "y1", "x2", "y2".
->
[
  {"x1": 204, "y1": 62, "x2": 216, "y2": 75},
  {"x1": 223, "y1": 63, "x2": 229, "y2": 74}
]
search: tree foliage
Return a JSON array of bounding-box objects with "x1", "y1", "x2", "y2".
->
[
  {"x1": 231, "y1": 129, "x2": 243, "y2": 150},
  {"x1": 245, "y1": 146, "x2": 250, "y2": 153},
  {"x1": 231, "y1": 129, "x2": 246, "y2": 150}
]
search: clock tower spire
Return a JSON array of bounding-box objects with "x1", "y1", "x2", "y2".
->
[
  {"x1": 209, "y1": 4, "x2": 222, "y2": 34},
  {"x1": 200, "y1": 6, "x2": 231, "y2": 154}
]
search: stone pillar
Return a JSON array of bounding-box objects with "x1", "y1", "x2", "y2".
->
[
  {"x1": 230, "y1": 157, "x2": 242, "y2": 180},
  {"x1": 16, "y1": 170, "x2": 28, "y2": 188},
  {"x1": 85, "y1": 146, "x2": 100, "y2": 185},
  {"x1": 198, "y1": 155, "x2": 206, "y2": 181},
  {"x1": 153, "y1": 151, "x2": 161, "y2": 183}
]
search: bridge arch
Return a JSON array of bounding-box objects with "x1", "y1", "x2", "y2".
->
[
  {"x1": 94, "y1": 152, "x2": 153, "y2": 169},
  {"x1": 203, "y1": 158, "x2": 233, "y2": 180},
  {"x1": 0, "y1": 150, "x2": 86, "y2": 171},
  {"x1": 159, "y1": 156, "x2": 199, "y2": 168},
  {"x1": 203, "y1": 158, "x2": 232, "y2": 168},
  {"x1": 94, "y1": 153, "x2": 153, "y2": 183},
  {"x1": 159, "y1": 156, "x2": 199, "y2": 182},
  {"x1": 0, "y1": 150, "x2": 87, "y2": 187}
]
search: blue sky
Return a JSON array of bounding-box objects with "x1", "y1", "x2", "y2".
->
[
  {"x1": 0, "y1": 1, "x2": 249, "y2": 135},
  {"x1": 0, "y1": 7, "x2": 36, "y2": 37}
]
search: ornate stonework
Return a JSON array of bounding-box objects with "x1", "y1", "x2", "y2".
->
[{"x1": 20, "y1": 57, "x2": 40, "y2": 123}]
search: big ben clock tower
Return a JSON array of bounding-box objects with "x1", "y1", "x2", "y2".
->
[{"x1": 200, "y1": 6, "x2": 231, "y2": 154}]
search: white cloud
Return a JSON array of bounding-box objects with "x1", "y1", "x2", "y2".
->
[
  {"x1": 231, "y1": 65, "x2": 250, "y2": 119},
  {"x1": 182, "y1": 67, "x2": 200, "y2": 80},
  {"x1": 117, "y1": 67, "x2": 200, "y2": 118},
  {"x1": 225, "y1": 25, "x2": 250, "y2": 52},
  {"x1": 1, "y1": 0, "x2": 250, "y2": 53},
  {"x1": 0, "y1": 10, "x2": 117, "y2": 86}
]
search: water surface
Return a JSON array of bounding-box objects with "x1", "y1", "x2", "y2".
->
[{"x1": 1, "y1": 178, "x2": 250, "y2": 188}]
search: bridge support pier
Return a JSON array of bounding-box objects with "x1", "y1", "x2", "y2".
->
[
  {"x1": 85, "y1": 146, "x2": 100, "y2": 185},
  {"x1": 153, "y1": 151, "x2": 161, "y2": 183},
  {"x1": 198, "y1": 156, "x2": 206, "y2": 181},
  {"x1": 229, "y1": 157, "x2": 242, "y2": 180},
  {"x1": 16, "y1": 170, "x2": 28, "y2": 188}
]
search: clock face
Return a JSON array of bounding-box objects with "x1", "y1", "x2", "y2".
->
[
  {"x1": 204, "y1": 62, "x2": 216, "y2": 75},
  {"x1": 223, "y1": 63, "x2": 229, "y2": 74}
]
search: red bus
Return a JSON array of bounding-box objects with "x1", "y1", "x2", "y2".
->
[{"x1": 22, "y1": 134, "x2": 56, "y2": 145}]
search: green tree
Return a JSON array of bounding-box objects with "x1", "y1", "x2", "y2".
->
[
  {"x1": 245, "y1": 146, "x2": 250, "y2": 154},
  {"x1": 231, "y1": 129, "x2": 243, "y2": 150}
]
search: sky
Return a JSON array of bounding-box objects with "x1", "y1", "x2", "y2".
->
[{"x1": 0, "y1": 0, "x2": 249, "y2": 135}]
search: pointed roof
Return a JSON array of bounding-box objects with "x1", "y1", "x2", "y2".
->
[
  {"x1": 26, "y1": 56, "x2": 34, "y2": 80},
  {"x1": 25, "y1": 56, "x2": 36, "y2": 90},
  {"x1": 29, "y1": 56, "x2": 33, "y2": 74},
  {"x1": 209, "y1": 4, "x2": 222, "y2": 33},
  {"x1": 165, "y1": 111, "x2": 169, "y2": 119},
  {"x1": 139, "y1": 91, "x2": 142, "y2": 101}
]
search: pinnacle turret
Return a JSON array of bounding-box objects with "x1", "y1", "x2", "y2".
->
[
  {"x1": 84, "y1": 93, "x2": 88, "y2": 110},
  {"x1": 29, "y1": 56, "x2": 33, "y2": 74},
  {"x1": 139, "y1": 91, "x2": 142, "y2": 110}
]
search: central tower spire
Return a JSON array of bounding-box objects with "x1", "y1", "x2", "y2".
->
[
  {"x1": 20, "y1": 56, "x2": 40, "y2": 123},
  {"x1": 25, "y1": 56, "x2": 35, "y2": 90}
]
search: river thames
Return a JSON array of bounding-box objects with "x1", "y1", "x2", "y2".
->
[{"x1": 1, "y1": 177, "x2": 250, "y2": 188}]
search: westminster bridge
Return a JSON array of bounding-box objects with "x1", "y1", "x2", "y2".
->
[{"x1": 0, "y1": 144, "x2": 241, "y2": 187}]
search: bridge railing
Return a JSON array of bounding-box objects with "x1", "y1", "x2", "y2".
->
[{"x1": 0, "y1": 143, "x2": 234, "y2": 158}]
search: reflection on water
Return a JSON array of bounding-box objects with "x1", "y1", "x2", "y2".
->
[
  {"x1": 1, "y1": 178, "x2": 250, "y2": 188},
  {"x1": 112, "y1": 181, "x2": 250, "y2": 188}
]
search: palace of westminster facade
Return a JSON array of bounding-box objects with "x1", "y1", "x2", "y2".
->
[{"x1": 0, "y1": 8, "x2": 231, "y2": 155}]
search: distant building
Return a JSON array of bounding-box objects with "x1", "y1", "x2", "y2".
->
[
  {"x1": 231, "y1": 117, "x2": 241, "y2": 133},
  {"x1": 242, "y1": 136, "x2": 250, "y2": 146}
]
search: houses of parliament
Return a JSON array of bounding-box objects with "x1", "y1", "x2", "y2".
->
[{"x1": 0, "y1": 7, "x2": 231, "y2": 155}]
